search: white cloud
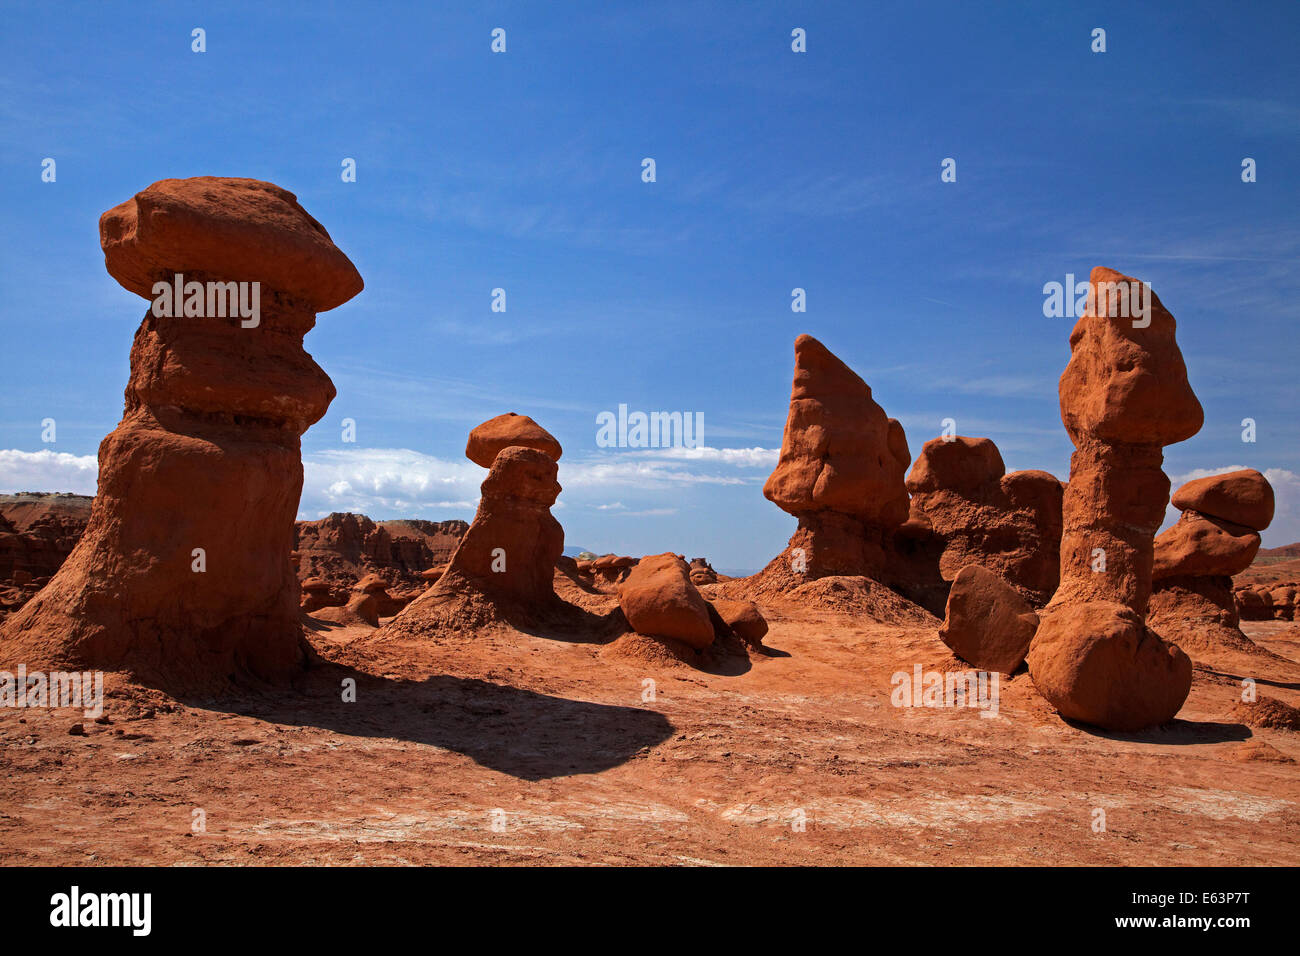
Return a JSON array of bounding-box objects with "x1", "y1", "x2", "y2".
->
[
  {"x1": 557, "y1": 446, "x2": 778, "y2": 490},
  {"x1": 648, "y1": 445, "x2": 780, "y2": 467},
  {"x1": 301, "y1": 448, "x2": 481, "y2": 518},
  {"x1": 0, "y1": 449, "x2": 97, "y2": 495}
]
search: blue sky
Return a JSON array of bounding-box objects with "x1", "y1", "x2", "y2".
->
[{"x1": 2, "y1": 1, "x2": 1298, "y2": 570}]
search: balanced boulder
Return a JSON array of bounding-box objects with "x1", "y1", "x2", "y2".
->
[
  {"x1": 465, "y1": 413, "x2": 562, "y2": 468},
  {"x1": 438, "y1": 446, "x2": 564, "y2": 606},
  {"x1": 1149, "y1": 469, "x2": 1273, "y2": 653},
  {"x1": 1172, "y1": 469, "x2": 1274, "y2": 532}
]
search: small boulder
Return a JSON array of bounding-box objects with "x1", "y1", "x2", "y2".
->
[
  {"x1": 710, "y1": 598, "x2": 768, "y2": 645},
  {"x1": 618, "y1": 553, "x2": 714, "y2": 649},
  {"x1": 938, "y1": 565, "x2": 1039, "y2": 675}
]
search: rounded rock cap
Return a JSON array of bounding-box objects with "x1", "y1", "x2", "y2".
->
[
  {"x1": 466, "y1": 413, "x2": 562, "y2": 468},
  {"x1": 99, "y1": 177, "x2": 364, "y2": 312},
  {"x1": 1171, "y1": 468, "x2": 1274, "y2": 531}
]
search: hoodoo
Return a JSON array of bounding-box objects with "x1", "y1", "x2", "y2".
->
[
  {"x1": 0, "y1": 177, "x2": 362, "y2": 690},
  {"x1": 1026, "y1": 268, "x2": 1202, "y2": 731},
  {"x1": 902, "y1": 435, "x2": 1063, "y2": 611},
  {"x1": 375, "y1": 419, "x2": 571, "y2": 635},
  {"x1": 1149, "y1": 469, "x2": 1274, "y2": 653},
  {"x1": 755, "y1": 334, "x2": 911, "y2": 588}
]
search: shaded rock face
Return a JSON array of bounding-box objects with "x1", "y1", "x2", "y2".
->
[
  {"x1": 709, "y1": 598, "x2": 768, "y2": 646},
  {"x1": 903, "y1": 436, "x2": 1063, "y2": 610},
  {"x1": 1234, "y1": 586, "x2": 1274, "y2": 621},
  {"x1": 465, "y1": 413, "x2": 562, "y2": 468},
  {"x1": 0, "y1": 177, "x2": 362, "y2": 690},
  {"x1": 1150, "y1": 469, "x2": 1273, "y2": 651},
  {"x1": 1027, "y1": 268, "x2": 1201, "y2": 731},
  {"x1": 618, "y1": 553, "x2": 715, "y2": 649},
  {"x1": 758, "y1": 334, "x2": 910, "y2": 585},
  {"x1": 938, "y1": 565, "x2": 1039, "y2": 676},
  {"x1": 299, "y1": 578, "x2": 335, "y2": 613},
  {"x1": 416, "y1": 446, "x2": 565, "y2": 611}
]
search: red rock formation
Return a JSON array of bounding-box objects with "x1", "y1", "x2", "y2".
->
[
  {"x1": 592, "y1": 554, "x2": 637, "y2": 588},
  {"x1": 1234, "y1": 585, "x2": 1274, "y2": 621},
  {"x1": 939, "y1": 565, "x2": 1040, "y2": 675},
  {"x1": 1150, "y1": 470, "x2": 1274, "y2": 652},
  {"x1": 903, "y1": 436, "x2": 1063, "y2": 609},
  {"x1": 618, "y1": 553, "x2": 715, "y2": 649},
  {"x1": 299, "y1": 577, "x2": 337, "y2": 613},
  {"x1": 0, "y1": 177, "x2": 362, "y2": 690},
  {"x1": 0, "y1": 493, "x2": 92, "y2": 583},
  {"x1": 755, "y1": 334, "x2": 910, "y2": 589},
  {"x1": 1270, "y1": 585, "x2": 1297, "y2": 620},
  {"x1": 465, "y1": 413, "x2": 562, "y2": 468},
  {"x1": 1027, "y1": 268, "x2": 1202, "y2": 731},
  {"x1": 1173, "y1": 469, "x2": 1274, "y2": 532},
  {"x1": 688, "y1": 558, "x2": 719, "y2": 586},
  {"x1": 379, "y1": 445, "x2": 567, "y2": 633}
]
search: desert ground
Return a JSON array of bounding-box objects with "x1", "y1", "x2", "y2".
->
[{"x1": 2, "y1": 577, "x2": 1296, "y2": 867}]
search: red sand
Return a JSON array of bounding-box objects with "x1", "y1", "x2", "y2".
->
[{"x1": 1, "y1": 583, "x2": 1295, "y2": 866}]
